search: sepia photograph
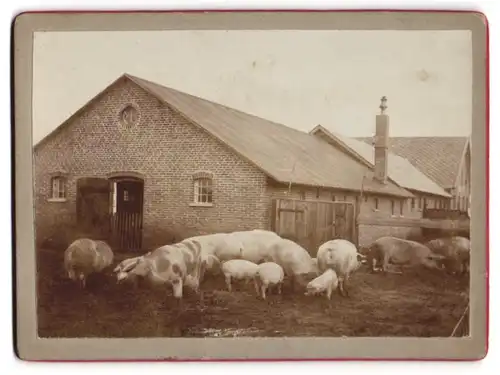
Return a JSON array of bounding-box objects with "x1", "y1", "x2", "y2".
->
[{"x1": 13, "y1": 11, "x2": 488, "y2": 361}]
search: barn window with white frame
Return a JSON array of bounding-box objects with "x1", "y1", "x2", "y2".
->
[
  {"x1": 193, "y1": 177, "x2": 213, "y2": 204},
  {"x1": 50, "y1": 176, "x2": 66, "y2": 199}
]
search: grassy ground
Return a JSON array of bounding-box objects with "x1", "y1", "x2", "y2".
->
[{"x1": 37, "y1": 247, "x2": 470, "y2": 338}]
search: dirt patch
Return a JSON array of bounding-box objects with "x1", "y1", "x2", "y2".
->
[{"x1": 36, "y1": 248, "x2": 469, "y2": 338}]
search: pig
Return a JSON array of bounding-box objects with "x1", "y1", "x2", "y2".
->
[
  {"x1": 253, "y1": 262, "x2": 285, "y2": 299},
  {"x1": 266, "y1": 238, "x2": 318, "y2": 292},
  {"x1": 316, "y1": 239, "x2": 365, "y2": 297},
  {"x1": 220, "y1": 259, "x2": 259, "y2": 292},
  {"x1": 304, "y1": 269, "x2": 339, "y2": 300},
  {"x1": 230, "y1": 230, "x2": 282, "y2": 264},
  {"x1": 180, "y1": 230, "x2": 282, "y2": 282},
  {"x1": 364, "y1": 236, "x2": 446, "y2": 275},
  {"x1": 425, "y1": 236, "x2": 470, "y2": 275},
  {"x1": 125, "y1": 239, "x2": 204, "y2": 300},
  {"x1": 180, "y1": 233, "x2": 230, "y2": 273},
  {"x1": 63, "y1": 238, "x2": 114, "y2": 288},
  {"x1": 113, "y1": 253, "x2": 151, "y2": 283}
]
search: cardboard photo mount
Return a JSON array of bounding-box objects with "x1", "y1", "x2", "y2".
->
[{"x1": 13, "y1": 10, "x2": 488, "y2": 361}]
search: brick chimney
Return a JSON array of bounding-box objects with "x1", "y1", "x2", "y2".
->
[{"x1": 373, "y1": 96, "x2": 389, "y2": 184}]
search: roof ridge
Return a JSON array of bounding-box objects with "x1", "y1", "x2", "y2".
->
[
  {"x1": 127, "y1": 75, "x2": 414, "y2": 197},
  {"x1": 312, "y1": 125, "x2": 451, "y2": 197},
  {"x1": 127, "y1": 73, "x2": 314, "y2": 138}
]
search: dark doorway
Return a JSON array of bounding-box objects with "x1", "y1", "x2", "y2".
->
[
  {"x1": 76, "y1": 178, "x2": 112, "y2": 239},
  {"x1": 109, "y1": 177, "x2": 144, "y2": 252}
]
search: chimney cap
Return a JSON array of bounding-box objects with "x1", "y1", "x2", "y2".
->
[{"x1": 379, "y1": 96, "x2": 388, "y2": 114}]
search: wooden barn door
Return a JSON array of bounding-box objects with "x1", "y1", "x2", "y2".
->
[
  {"x1": 270, "y1": 198, "x2": 357, "y2": 255},
  {"x1": 110, "y1": 178, "x2": 144, "y2": 252},
  {"x1": 76, "y1": 178, "x2": 112, "y2": 240}
]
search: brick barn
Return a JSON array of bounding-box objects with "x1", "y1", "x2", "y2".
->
[{"x1": 34, "y1": 73, "x2": 451, "y2": 252}]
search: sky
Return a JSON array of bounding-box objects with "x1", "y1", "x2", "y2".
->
[{"x1": 32, "y1": 30, "x2": 472, "y2": 144}]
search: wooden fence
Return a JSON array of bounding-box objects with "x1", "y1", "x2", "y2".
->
[{"x1": 270, "y1": 198, "x2": 356, "y2": 255}]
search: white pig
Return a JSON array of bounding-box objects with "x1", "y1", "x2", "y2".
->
[
  {"x1": 253, "y1": 262, "x2": 285, "y2": 299},
  {"x1": 220, "y1": 259, "x2": 259, "y2": 292},
  {"x1": 316, "y1": 239, "x2": 365, "y2": 297},
  {"x1": 304, "y1": 269, "x2": 339, "y2": 300},
  {"x1": 267, "y1": 238, "x2": 318, "y2": 292}
]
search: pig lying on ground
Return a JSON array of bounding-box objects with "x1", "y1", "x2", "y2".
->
[
  {"x1": 220, "y1": 259, "x2": 259, "y2": 292},
  {"x1": 316, "y1": 239, "x2": 365, "y2": 297},
  {"x1": 425, "y1": 236, "x2": 470, "y2": 275},
  {"x1": 304, "y1": 269, "x2": 339, "y2": 300},
  {"x1": 64, "y1": 238, "x2": 114, "y2": 288},
  {"x1": 253, "y1": 262, "x2": 285, "y2": 299},
  {"x1": 363, "y1": 236, "x2": 446, "y2": 274}
]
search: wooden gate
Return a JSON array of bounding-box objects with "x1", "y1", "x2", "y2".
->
[
  {"x1": 110, "y1": 178, "x2": 144, "y2": 252},
  {"x1": 76, "y1": 178, "x2": 112, "y2": 239},
  {"x1": 270, "y1": 198, "x2": 356, "y2": 255}
]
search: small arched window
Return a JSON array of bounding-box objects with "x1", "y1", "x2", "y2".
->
[
  {"x1": 194, "y1": 178, "x2": 213, "y2": 204},
  {"x1": 50, "y1": 175, "x2": 67, "y2": 200},
  {"x1": 192, "y1": 171, "x2": 214, "y2": 205}
]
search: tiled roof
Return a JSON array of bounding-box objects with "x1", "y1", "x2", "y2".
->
[
  {"x1": 356, "y1": 136, "x2": 469, "y2": 189},
  {"x1": 310, "y1": 126, "x2": 451, "y2": 198}
]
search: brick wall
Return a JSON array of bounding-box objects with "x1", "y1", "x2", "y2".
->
[
  {"x1": 34, "y1": 77, "x2": 269, "y2": 250},
  {"x1": 357, "y1": 194, "x2": 422, "y2": 247}
]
